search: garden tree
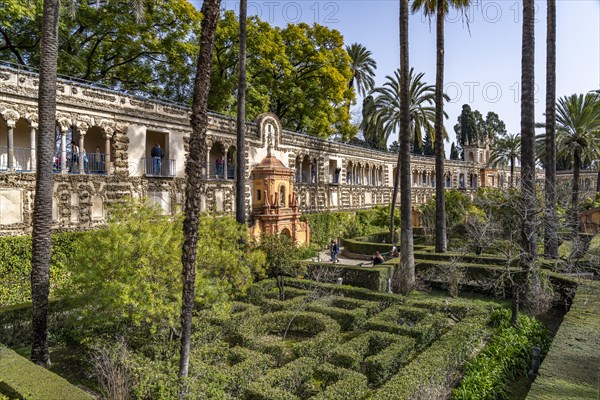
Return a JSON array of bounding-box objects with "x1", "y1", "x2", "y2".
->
[
  {"x1": 235, "y1": 0, "x2": 247, "y2": 224},
  {"x1": 520, "y1": 0, "x2": 545, "y2": 314},
  {"x1": 454, "y1": 104, "x2": 477, "y2": 156},
  {"x1": 422, "y1": 130, "x2": 434, "y2": 156},
  {"x1": 63, "y1": 200, "x2": 265, "y2": 343},
  {"x1": 389, "y1": 140, "x2": 399, "y2": 153},
  {"x1": 360, "y1": 95, "x2": 387, "y2": 150},
  {"x1": 411, "y1": 0, "x2": 472, "y2": 254},
  {"x1": 276, "y1": 23, "x2": 354, "y2": 138},
  {"x1": 544, "y1": 0, "x2": 558, "y2": 258},
  {"x1": 450, "y1": 142, "x2": 459, "y2": 160},
  {"x1": 30, "y1": 0, "x2": 60, "y2": 368},
  {"x1": 0, "y1": 0, "x2": 202, "y2": 102},
  {"x1": 555, "y1": 93, "x2": 600, "y2": 234},
  {"x1": 368, "y1": 68, "x2": 442, "y2": 151},
  {"x1": 390, "y1": 0, "x2": 415, "y2": 295},
  {"x1": 412, "y1": 131, "x2": 423, "y2": 154},
  {"x1": 418, "y1": 190, "x2": 471, "y2": 237},
  {"x1": 346, "y1": 42, "x2": 377, "y2": 99},
  {"x1": 473, "y1": 188, "x2": 553, "y2": 321},
  {"x1": 484, "y1": 111, "x2": 507, "y2": 143},
  {"x1": 209, "y1": 13, "x2": 355, "y2": 139},
  {"x1": 259, "y1": 233, "x2": 298, "y2": 301},
  {"x1": 180, "y1": 0, "x2": 220, "y2": 386},
  {"x1": 490, "y1": 132, "x2": 521, "y2": 188}
]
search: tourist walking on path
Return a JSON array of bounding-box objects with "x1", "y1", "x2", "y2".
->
[{"x1": 330, "y1": 240, "x2": 340, "y2": 263}]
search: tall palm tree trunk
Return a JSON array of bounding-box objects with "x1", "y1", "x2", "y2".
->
[
  {"x1": 521, "y1": 0, "x2": 543, "y2": 314},
  {"x1": 31, "y1": 0, "x2": 60, "y2": 367},
  {"x1": 392, "y1": 0, "x2": 415, "y2": 295},
  {"x1": 434, "y1": 0, "x2": 447, "y2": 253},
  {"x1": 179, "y1": 0, "x2": 221, "y2": 388},
  {"x1": 236, "y1": 0, "x2": 247, "y2": 224},
  {"x1": 544, "y1": 0, "x2": 558, "y2": 258},
  {"x1": 510, "y1": 156, "x2": 515, "y2": 188},
  {"x1": 572, "y1": 147, "x2": 581, "y2": 235}
]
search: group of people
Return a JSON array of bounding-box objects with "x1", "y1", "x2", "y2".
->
[{"x1": 53, "y1": 142, "x2": 104, "y2": 173}]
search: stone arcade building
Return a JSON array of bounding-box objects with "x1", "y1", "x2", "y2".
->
[{"x1": 0, "y1": 63, "x2": 518, "y2": 236}]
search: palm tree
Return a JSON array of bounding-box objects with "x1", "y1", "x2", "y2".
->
[
  {"x1": 346, "y1": 43, "x2": 377, "y2": 99},
  {"x1": 367, "y1": 68, "x2": 446, "y2": 248},
  {"x1": 368, "y1": 68, "x2": 444, "y2": 148},
  {"x1": 520, "y1": 0, "x2": 544, "y2": 317},
  {"x1": 30, "y1": 0, "x2": 61, "y2": 367},
  {"x1": 390, "y1": 0, "x2": 414, "y2": 295},
  {"x1": 179, "y1": 0, "x2": 221, "y2": 390},
  {"x1": 236, "y1": 0, "x2": 247, "y2": 224},
  {"x1": 544, "y1": 0, "x2": 558, "y2": 258},
  {"x1": 490, "y1": 133, "x2": 521, "y2": 188},
  {"x1": 555, "y1": 93, "x2": 600, "y2": 234},
  {"x1": 411, "y1": 0, "x2": 471, "y2": 254}
]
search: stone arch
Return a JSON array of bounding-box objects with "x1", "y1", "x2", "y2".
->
[
  {"x1": 281, "y1": 227, "x2": 292, "y2": 238},
  {"x1": 209, "y1": 141, "x2": 226, "y2": 179},
  {"x1": 468, "y1": 151, "x2": 475, "y2": 162},
  {"x1": 279, "y1": 184, "x2": 286, "y2": 207}
]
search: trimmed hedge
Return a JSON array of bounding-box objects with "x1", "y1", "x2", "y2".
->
[
  {"x1": 0, "y1": 344, "x2": 93, "y2": 400},
  {"x1": 527, "y1": 282, "x2": 600, "y2": 400},
  {"x1": 284, "y1": 278, "x2": 403, "y2": 304},
  {"x1": 248, "y1": 311, "x2": 341, "y2": 362},
  {"x1": 304, "y1": 263, "x2": 392, "y2": 292},
  {"x1": 363, "y1": 304, "x2": 449, "y2": 347},
  {"x1": 343, "y1": 234, "x2": 395, "y2": 256},
  {"x1": 329, "y1": 331, "x2": 416, "y2": 385},
  {"x1": 0, "y1": 299, "x2": 72, "y2": 348},
  {"x1": 244, "y1": 358, "x2": 369, "y2": 400},
  {"x1": 373, "y1": 314, "x2": 492, "y2": 399}
]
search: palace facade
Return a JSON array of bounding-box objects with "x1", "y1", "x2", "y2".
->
[{"x1": 0, "y1": 63, "x2": 591, "y2": 236}]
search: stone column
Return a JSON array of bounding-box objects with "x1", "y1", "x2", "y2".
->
[
  {"x1": 61, "y1": 127, "x2": 68, "y2": 174},
  {"x1": 223, "y1": 146, "x2": 228, "y2": 180},
  {"x1": 206, "y1": 146, "x2": 211, "y2": 178},
  {"x1": 29, "y1": 124, "x2": 37, "y2": 170},
  {"x1": 78, "y1": 129, "x2": 86, "y2": 174},
  {"x1": 6, "y1": 120, "x2": 15, "y2": 171},
  {"x1": 104, "y1": 132, "x2": 112, "y2": 174}
]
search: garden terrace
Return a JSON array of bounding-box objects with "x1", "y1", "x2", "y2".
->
[{"x1": 527, "y1": 282, "x2": 600, "y2": 400}]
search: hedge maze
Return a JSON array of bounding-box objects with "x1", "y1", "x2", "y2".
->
[{"x1": 198, "y1": 278, "x2": 498, "y2": 399}]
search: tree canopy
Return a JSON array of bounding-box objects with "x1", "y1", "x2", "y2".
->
[{"x1": 0, "y1": 3, "x2": 356, "y2": 139}]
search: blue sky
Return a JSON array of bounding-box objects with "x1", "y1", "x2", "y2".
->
[{"x1": 200, "y1": 0, "x2": 600, "y2": 148}]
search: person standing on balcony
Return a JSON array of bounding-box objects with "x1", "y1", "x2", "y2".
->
[
  {"x1": 95, "y1": 146, "x2": 103, "y2": 173},
  {"x1": 70, "y1": 141, "x2": 79, "y2": 172},
  {"x1": 216, "y1": 155, "x2": 224, "y2": 178},
  {"x1": 151, "y1": 143, "x2": 165, "y2": 176}
]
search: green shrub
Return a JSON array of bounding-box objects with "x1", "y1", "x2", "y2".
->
[
  {"x1": 0, "y1": 232, "x2": 79, "y2": 307},
  {"x1": 304, "y1": 262, "x2": 392, "y2": 291},
  {"x1": 284, "y1": 278, "x2": 403, "y2": 304},
  {"x1": 0, "y1": 344, "x2": 93, "y2": 400},
  {"x1": 364, "y1": 335, "x2": 416, "y2": 385},
  {"x1": 343, "y1": 234, "x2": 395, "y2": 256},
  {"x1": 244, "y1": 358, "x2": 369, "y2": 400},
  {"x1": 374, "y1": 314, "x2": 492, "y2": 399},
  {"x1": 452, "y1": 309, "x2": 550, "y2": 400},
  {"x1": 248, "y1": 311, "x2": 341, "y2": 362},
  {"x1": 244, "y1": 357, "x2": 319, "y2": 399},
  {"x1": 328, "y1": 330, "x2": 416, "y2": 384}
]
